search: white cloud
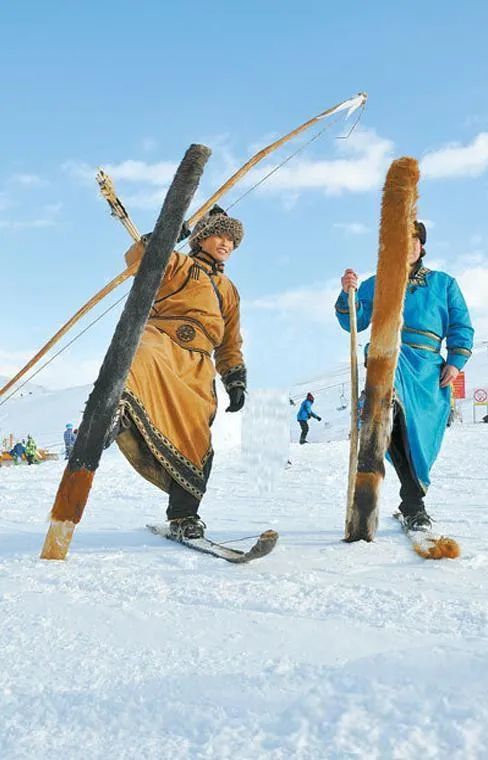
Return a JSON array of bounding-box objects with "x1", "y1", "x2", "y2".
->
[
  {"x1": 243, "y1": 128, "x2": 394, "y2": 196},
  {"x1": 245, "y1": 280, "x2": 340, "y2": 326},
  {"x1": 334, "y1": 222, "x2": 370, "y2": 235},
  {"x1": 63, "y1": 159, "x2": 177, "y2": 187},
  {"x1": 124, "y1": 187, "x2": 169, "y2": 210},
  {"x1": 10, "y1": 173, "x2": 44, "y2": 186},
  {"x1": 102, "y1": 160, "x2": 178, "y2": 185},
  {"x1": 0, "y1": 348, "x2": 103, "y2": 392},
  {"x1": 245, "y1": 271, "x2": 372, "y2": 327},
  {"x1": 456, "y1": 263, "x2": 488, "y2": 310},
  {"x1": 61, "y1": 160, "x2": 94, "y2": 183},
  {"x1": 421, "y1": 133, "x2": 488, "y2": 179},
  {"x1": 0, "y1": 218, "x2": 54, "y2": 229},
  {"x1": 0, "y1": 202, "x2": 62, "y2": 230}
]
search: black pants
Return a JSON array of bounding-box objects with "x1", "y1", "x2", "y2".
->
[
  {"x1": 298, "y1": 420, "x2": 309, "y2": 444},
  {"x1": 388, "y1": 401, "x2": 424, "y2": 515},
  {"x1": 166, "y1": 452, "x2": 214, "y2": 520}
]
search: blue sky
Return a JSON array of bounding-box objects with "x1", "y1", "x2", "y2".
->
[{"x1": 1, "y1": 0, "x2": 488, "y2": 393}]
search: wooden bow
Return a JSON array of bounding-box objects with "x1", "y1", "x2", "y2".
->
[{"x1": 0, "y1": 92, "x2": 367, "y2": 400}]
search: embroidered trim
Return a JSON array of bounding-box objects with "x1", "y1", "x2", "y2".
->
[
  {"x1": 192, "y1": 251, "x2": 225, "y2": 274},
  {"x1": 221, "y1": 363, "x2": 247, "y2": 392},
  {"x1": 221, "y1": 363, "x2": 246, "y2": 381},
  {"x1": 189, "y1": 264, "x2": 201, "y2": 280},
  {"x1": 402, "y1": 326, "x2": 442, "y2": 343},
  {"x1": 152, "y1": 315, "x2": 217, "y2": 346},
  {"x1": 448, "y1": 347, "x2": 472, "y2": 357},
  {"x1": 176, "y1": 324, "x2": 196, "y2": 342},
  {"x1": 226, "y1": 380, "x2": 246, "y2": 390},
  {"x1": 408, "y1": 265, "x2": 430, "y2": 292},
  {"x1": 121, "y1": 388, "x2": 210, "y2": 499},
  {"x1": 402, "y1": 341, "x2": 440, "y2": 354}
]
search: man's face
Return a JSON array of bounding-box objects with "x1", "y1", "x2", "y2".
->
[
  {"x1": 200, "y1": 234, "x2": 234, "y2": 262},
  {"x1": 408, "y1": 237, "x2": 422, "y2": 266}
]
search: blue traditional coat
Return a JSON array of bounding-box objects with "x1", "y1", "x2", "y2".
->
[{"x1": 335, "y1": 264, "x2": 474, "y2": 491}]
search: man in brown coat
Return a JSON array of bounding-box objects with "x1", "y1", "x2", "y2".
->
[{"x1": 116, "y1": 207, "x2": 246, "y2": 539}]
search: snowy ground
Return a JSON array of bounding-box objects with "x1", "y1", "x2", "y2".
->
[{"x1": 1, "y1": 423, "x2": 488, "y2": 759}]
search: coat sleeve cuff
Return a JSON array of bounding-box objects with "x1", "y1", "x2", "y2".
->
[
  {"x1": 447, "y1": 349, "x2": 471, "y2": 371},
  {"x1": 221, "y1": 364, "x2": 247, "y2": 392},
  {"x1": 335, "y1": 290, "x2": 358, "y2": 314}
]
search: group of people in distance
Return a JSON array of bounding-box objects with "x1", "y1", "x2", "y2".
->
[
  {"x1": 9, "y1": 434, "x2": 38, "y2": 465},
  {"x1": 100, "y1": 208, "x2": 473, "y2": 539}
]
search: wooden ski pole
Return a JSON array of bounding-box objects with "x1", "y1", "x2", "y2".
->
[
  {"x1": 40, "y1": 143, "x2": 211, "y2": 561},
  {"x1": 345, "y1": 286, "x2": 359, "y2": 533}
]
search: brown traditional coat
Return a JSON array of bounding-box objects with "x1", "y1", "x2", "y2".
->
[{"x1": 116, "y1": 241, "x2": 246, "y2": 500}]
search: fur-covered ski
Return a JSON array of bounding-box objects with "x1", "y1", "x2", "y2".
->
[
  {"x1": 392, "y1": 512, "x2": 460, "y2": 560},
  {"x1": 146, "y1": 524, "x2": 279, "y2": 564},
  {"x1": 345, "y1": 157, "x2": 420, "y2": 543}
]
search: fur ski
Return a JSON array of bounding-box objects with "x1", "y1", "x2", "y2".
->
[
  {"x1": 146, "y1": 524, "x2": 279, "y2": 564},
  {"x1": 345, "y1": 157, "x2": 420, "y2": 543},
  {"x1": 393, "y1": 512, "x2": 460, "y2": 560}
]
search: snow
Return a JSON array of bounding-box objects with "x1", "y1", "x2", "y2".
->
[{"x1": 1, "y1": 410, "x2": 488, "y2": 758}]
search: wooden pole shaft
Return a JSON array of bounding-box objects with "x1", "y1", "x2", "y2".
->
[{"x1": 345, "y1": 287, "x2": 359, "y2": 535}]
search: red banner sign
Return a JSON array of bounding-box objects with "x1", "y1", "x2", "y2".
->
[{"x1": 452, "y1": 372, "x2": 466, "y2": 399}]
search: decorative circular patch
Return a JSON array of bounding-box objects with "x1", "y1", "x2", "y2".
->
[{"x1": 176, "y1": 324, "x2": 196, "y2": 343}]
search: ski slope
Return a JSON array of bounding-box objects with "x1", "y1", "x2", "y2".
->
[{"x1": 1, "y1": 421, "x2": 488, "y2": 758}]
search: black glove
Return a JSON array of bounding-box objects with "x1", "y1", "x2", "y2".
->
[
  {"x1": 316, "y1": 416, "x2": 322, "y2": 422},
  {"x1": 225, "y1": 387, "x2": 245, "y2": 413}
]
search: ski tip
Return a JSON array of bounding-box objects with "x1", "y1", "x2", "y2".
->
[
  {"x1": 257, "y1": 529, "x2": 279, "y2": 547},
  {"x1": 413, "y1": 536, "x2": 461, "y2": 560},
  {"x1": 259, "y1": 530, "x2": 279, "y2": 540}
]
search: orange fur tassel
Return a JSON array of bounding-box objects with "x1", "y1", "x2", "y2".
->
[{"x1": 413, "y1": 537, "x2": 461, "y2": 560}]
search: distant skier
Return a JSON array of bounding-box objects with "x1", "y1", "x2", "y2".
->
[
  {"x1": 64, "y1": 423, "x2": 76, "y2": 460},
  {"x1": 112, "y1": 206, "x2": 246, "y2": 540},
  {"x1": 336, "y1": 221, "x2": 473, "y2": 530},
  {"x1": 25, "y1": 434, "x2": 38, "y2": 465},
  {"x1": 297, "y1": 392, "x2": 322, "y2": 444},
  {"x1": 10, "y1": 440, "x2": 26, "y2": 464}
]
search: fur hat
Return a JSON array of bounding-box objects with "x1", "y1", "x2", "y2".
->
[
  {"x1": 414, "y1": 221, "x2": 426, "y2": 246},
  {"x1": 306, "y1": 392, "x2": 315, "y2": 402},
  {"x1": 189, "y1": 205, "x2": 244, "y2": 251}
]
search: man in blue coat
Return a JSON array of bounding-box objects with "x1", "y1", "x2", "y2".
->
[
  {"x1": 335, "y1": 222, "x2": 473, "y2": 530},
  {"x1": 297, "y1": 392, "x2": 322, "y2": 444}
]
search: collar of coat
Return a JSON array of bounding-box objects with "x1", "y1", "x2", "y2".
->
[
  {"x1": 191, "y1": 251, "x2": 225, "y2": 274},
  {"x1": 408, "y1": 259, "x2": 430, "y2": 292}
]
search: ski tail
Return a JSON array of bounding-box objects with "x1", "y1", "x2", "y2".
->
[
  {"x1": 412, "y1": 535, "x2": 461, "y2": 560},
  {"x1": 393, "y1": 512, "x2": 461, "y2": 560}
]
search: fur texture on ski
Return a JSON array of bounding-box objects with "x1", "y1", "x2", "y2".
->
[
  {"x1": 147, "y1": 524, "x2": 278, "y2": 563},
  {"x1": 345, "y1": 157, "x2": 419, "y2": 542},
  {"x1": 393, "y1": 512, "x2": 460, "y2": 559}
]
